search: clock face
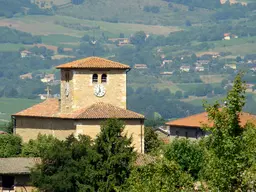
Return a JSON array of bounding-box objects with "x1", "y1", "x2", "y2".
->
[{"x1": 94, "y1": 84, "x2": 106, "y2": 97}]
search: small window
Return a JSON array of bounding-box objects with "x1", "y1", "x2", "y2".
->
[
  {"x1": 92, "y1": 74, "x2": 98, "y2": 83},
  {"x1": 101, "y1": 74, "x2": 107, "y2": 83},
  {"x1": 65, "y1": 71, "x2": 70, "y2": 82}
]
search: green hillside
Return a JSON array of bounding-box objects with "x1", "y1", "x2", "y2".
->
[{"x1": 57, "y1": 0, "x2": 213, "y2": 26}]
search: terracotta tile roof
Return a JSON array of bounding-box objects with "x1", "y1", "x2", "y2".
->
[
  {"x1": 13, "y1": 99, "x2": 144, "y2": 119},
  {"x1": 0, "y1": 158, "x2": 41, "y2": 174},
  {"x1": 56, "y1": 57, "x2": 130, "y2": 69},
  {"x1": 14, "y1": 99, "x2": 59, "y2": 118},
  {"x1": 166, "y1": 111, "x2": 256, "y2": 128}
]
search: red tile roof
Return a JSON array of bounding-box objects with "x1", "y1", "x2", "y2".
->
[
  {"x1": 13, "y1": 99, "x2": 144, "y2": 119},
  {"x1": 56, "y1": 57, "x2": 130, "y2": 69},
  {"x1": 166, "y1": 111, "x2": 256, "y2": 128}
]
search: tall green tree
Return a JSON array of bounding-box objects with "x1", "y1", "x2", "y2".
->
[
  {"x1": 144, "y1": 127, "x2": 161, "y2": 153},
  {"x1": 31, "y1": 135, "x2": 99, "y2": 192},
  {"x1": 201, "y1": 73, "x2": 256, "y2": 191},
  {"x1": 94, "y1": 119, "x2": 135, "y2": 191}
]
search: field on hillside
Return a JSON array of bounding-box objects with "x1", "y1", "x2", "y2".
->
[
  {"x1": 0, "y1": 98, "x2": 40, "y2": 126},
  {"x1": 210, "y1": 37, "x2": 256, "y2": 56},
  {"x1": 57, "y1": 0, "x2": 213, "y2": 26},
  {"x1": 0, "y1": 15, "x2": 181, "y2": 37}
]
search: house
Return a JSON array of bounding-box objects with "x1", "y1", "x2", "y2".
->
[
  {"x1": 19, "y1": 73, "x2": 32, "y2": 80},
  {"x1": 160, "y1": 71, "x2": 173, "y2": 75},
  {"x1": 195, "y1": 66, "x2": 205, "y2": 72},
  {"x1": 250, "y1": 67, "x2": 256, "y2": 72},
  {"x1": 162, "y1": 60, "x2": 173, "y2": 66},
  {"x1": 196, "y1": 60, "x2": 210, "y2": 65},
  {"x1": 0, "y1": 158, "x2": 40, "y2": 192},
  {"x1": 180, "y1": 65, "x2": 190, "y2": 72},
  {"x1": 20, "y1": 50, "x2": 32, "y2": 58},
  {"x1": 225, "y1": 64, "x2": 237, "y2": 70},
  {"x1": 108, "y1": 38, "x2": 130, "y2": 46},
  {"x1": 223, "y1": 33, "x2": 231, "y2": 40},
  {"x1": 134, "y1": 64, "x2": 148, "y2": 69},
  {"x1": 13, "y1": 57, "x2": 145, "y2": 153},
  {"x1": 40, "y1": 74, "x2": 55, "y2": 83},
  {"x1": 165, "y1": 111, "x2": 256, "y2": 139}
]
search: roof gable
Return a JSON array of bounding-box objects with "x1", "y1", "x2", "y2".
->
[{"x1": 56, "y1": 57, "x2": 130, "y2": 70}]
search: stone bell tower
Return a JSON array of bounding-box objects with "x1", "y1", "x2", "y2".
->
[{"x1": 56, "y1": 57, "x2": 131, "y2": 113}]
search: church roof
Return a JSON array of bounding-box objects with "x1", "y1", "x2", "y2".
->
[
  {"x1": 56, "y1": 57, "x2": 130, "y2": 70},
  {"x1": 13, "y1": 99, "x2": 144, "y2": 119}
]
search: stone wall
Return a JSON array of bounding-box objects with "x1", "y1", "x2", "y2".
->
[
  {"x1": 75, "y1": 119, "x2": 144, "y2": 153},
  {"x1": 60, "y1": 69, "x2": 127, "y2": 112},
  {"x1": 15, "y1": 117, "x2": 76, "y2": 142},
  {"x1": 15, "y1": 117, "x2": 144, "y2": 153}
]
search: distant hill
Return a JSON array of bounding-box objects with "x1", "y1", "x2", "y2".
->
[{"x1": 56, "y1": 0, "x2": 213, "y2": 26}]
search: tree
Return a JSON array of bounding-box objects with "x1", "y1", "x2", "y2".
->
[
  {"x1": 201, "y1": 73, "x2": 256, "y2": 191},
  {"x1": 0, "y1": 134, "x2": 22, "y2": 157},
  {"x1": 3, "y1": 120, "x2": 13, "y2": 133},
  {"x1": 144, "y1": 127, "x2": 161, "y2": 153},
  {"x1": 124, "y1": 159, "x2": 194, "y2": 192},
  {"x1": 119, "y1": 33, "x2": 125, "y2": 38},
  {"x1": 57, "y1": 46, "x2": 64, "y2": 54},
  {"x1": 175, "y1": 90, "x2": 183, "y2": 99},
  {"x1": 130, "y1": 31, "x2": 146, "y2": 45},
  {"x1": 164, "y1": 138, "x2": 204, "y2": 180},
  {"x1": 94, "y1": 119, "x2": 135, "y2": 191},
  {"x1": 22, "y1": 134, "x2": 57, "y2": 157},
  {"x1": 31, "y1": 134, "x2": 99, "y2": 192}
]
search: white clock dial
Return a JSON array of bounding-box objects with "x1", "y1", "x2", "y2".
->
[{"x1": 94, "y1": 84, "x2": 106, "y2": 97}]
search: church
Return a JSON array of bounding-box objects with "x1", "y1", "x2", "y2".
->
[{"x1": 13, "y1": 57, "x2": 145, "y2": 153}]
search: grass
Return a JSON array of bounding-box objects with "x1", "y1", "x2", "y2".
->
[
  {"x1": 0, "y1": 15, "x2": 182, "y2": 39},
  {"x1": 176, "y1": 83, "x2": 220, "y2": 92},
  {"x1": 41, "y1": 34, "x2": 80, "y2": 47},
  {"x1": 57, "y1": 0, "x2": 213, "y2": 26},
  {"x1": 0, "y1": 98, "x2": 40, "y2": 125},
  {"x1": 210, "y1": 36, "x2": 256, "y2": 56},
  {"x1": 200, "y1": 75, "x2": 228, "y2": 84},
  {"x1": 0, "y1": 43, "x2": 29, "y2": 52},
  {"x1": 184, "y1": 96, "x2": 223, "y2": 107}
]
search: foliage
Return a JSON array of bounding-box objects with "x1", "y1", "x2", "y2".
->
[
  {"x1": 3, "y1": 120, "x2": 13, "y2": 133},
  {"x1": 123, "y1": 159, "x2": 194, "y2": 192},
  {"x1": 0, "y1": 0, "x2": 52, "y2": 18},
  {"x1": 22, "y1": 134, "x2": 57, "y2": 157},
  {"x1": 31, "y1": 119, "x2": 135, "y2": 191},
  {"x1": 31, "y1": 134, "x2": 99, "y2": 192},
  {"x1": 130, "y1": 31, "x2": 146, "y2": 45},
  {"x1": 201, "y1": 73, "x2": 256, "y2": 191},
  {"x1": 0, "y1": 134, "x2": 22, "y2": 157},
  {"x1": 94, "y1": 119, "x2": 135, "y2": 191},
  {"x1": 0, "y1": 27, "x2": 41, "y2": 44},
  {"x1": 144, "y1": 127, "x2": 161, "y2": 153},
  {"x1": 164, "y1": 138, "x2": 204, "y2": 180}
]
